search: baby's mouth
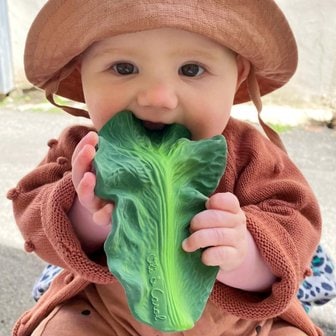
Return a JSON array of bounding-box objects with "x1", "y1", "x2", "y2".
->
[{"x1": 142, "y1": 120, "x2": 166, "y2": 131}]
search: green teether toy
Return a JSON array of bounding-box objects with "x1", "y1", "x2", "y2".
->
[{"x1": 93, "y1": 110, "x2": 227, "y2": 332}]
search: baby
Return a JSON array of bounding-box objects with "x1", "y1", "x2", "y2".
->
[{"x1": 8, "y1": 1, "x2": 323, "y2": 335}]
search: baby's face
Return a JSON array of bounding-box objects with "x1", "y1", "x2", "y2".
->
[{"x1": 80, "y1": 28, "x2": 239, "y2": 140}]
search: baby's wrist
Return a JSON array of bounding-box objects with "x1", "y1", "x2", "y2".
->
[
  {"x1": 216, "y1": 231, "x2": 276, "y2": 292},
  {"x1": 69, "y1": 196, "x2": 109, "y2": 253}
]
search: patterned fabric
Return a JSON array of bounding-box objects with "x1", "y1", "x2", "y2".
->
[
  {"x1": 33, "y1": 245, "x2": 336, "y2": 313},
  {"x1": 32, "y1": 264, "x2": 62, "y2": 301},
  {"x1": 297, "y1": 245, "x2": 336, "y2": 313}
]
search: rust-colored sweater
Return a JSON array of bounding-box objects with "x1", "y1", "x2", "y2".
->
[{"x1": 8, "y1": 117, "x2": 322, "y2": 335}]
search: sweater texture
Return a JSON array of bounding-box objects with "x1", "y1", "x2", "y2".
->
[{"x1": 7, "y1": 117, "x2": 322, "y2": 336}]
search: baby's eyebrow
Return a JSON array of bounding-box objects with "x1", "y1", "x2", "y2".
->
[
  {"x1": 170, "y1": 48, "x2": 232, "y2": 62},
  {"x1": 86, "y1": 45, "x2": 139, "y2": 59}
]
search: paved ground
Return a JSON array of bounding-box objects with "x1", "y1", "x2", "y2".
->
[{"x1": 0, "y1": 96, "x2": 335, "y2": 335}]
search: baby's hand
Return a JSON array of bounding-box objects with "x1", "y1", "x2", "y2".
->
[
  {"x1": 182, "y1": 192, "x2": 247, "y2": 272},
  {"x1": 72, "y1": 131, "x2": 113, "y2": 226}
]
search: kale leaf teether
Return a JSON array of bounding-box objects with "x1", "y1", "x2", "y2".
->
[{"x1": 93, "y1": 111, "x2": 227, "y2": 332}]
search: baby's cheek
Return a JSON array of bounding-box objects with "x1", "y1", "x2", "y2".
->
[{"x1": 88, "y1": 107, "x2": 119, "y2": 131}]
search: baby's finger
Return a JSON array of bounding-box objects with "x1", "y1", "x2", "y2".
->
[
  {"x1": 93, "y1": 203, "x2": 114, "y2": 226},
  {"x1": 76, "y1": 171, "x2": 101, "y2": 211},
  {"x1": 182, "y1": 227, "x2": 239, "y2": 252},
  {"x1": 201, "y1": 245, "x2": 241, "y2": 270},
  {"x1": 72, "y1": 131, "x2": 98, "y2": 166},
  {"x1": 190, "y1": 209, "x2": 245, "y2": 232},
  {"x1": 206, "y1": 192, "x2": 241, "y2": 213},
  {"x1": 72, "y1": 144, "x2": 96, "y2": 189}
]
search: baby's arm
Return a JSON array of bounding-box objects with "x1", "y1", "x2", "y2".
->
[
  {"x1": 183, "y1": 192, "x2": 276, "y2": 292},
  {"x1": 69, "y1": 131, "x2": 113, "y2": 253},
  {"x1": 8, "y1": 125, "x2": 115, "y2": 282}
]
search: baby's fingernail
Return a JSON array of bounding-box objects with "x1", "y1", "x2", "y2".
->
[{"x1": 182, "y1": 239, "x2": 188, "y2": 251}]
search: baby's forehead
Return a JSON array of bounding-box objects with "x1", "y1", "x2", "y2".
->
[{"x1": 82, "y1": 28, "x2": 234, "y2": 59}]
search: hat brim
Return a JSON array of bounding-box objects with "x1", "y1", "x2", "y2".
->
[{"x1": 25, "y1": 0, "x2": 298, "y2": 106}]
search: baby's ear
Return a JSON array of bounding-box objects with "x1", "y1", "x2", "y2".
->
[{"x1": 236, "y1": 55, "x2": 250, "y2": 90}]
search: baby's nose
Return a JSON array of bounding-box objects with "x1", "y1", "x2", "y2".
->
[{"x1": 137, "y1": 83, "x2": 178, "y2": 110}]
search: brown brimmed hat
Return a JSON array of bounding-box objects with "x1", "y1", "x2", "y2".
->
[{"x1": 24, "y1": 0, "x2": 297, "y2": 124}]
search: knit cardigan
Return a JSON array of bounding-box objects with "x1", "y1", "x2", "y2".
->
[{"x1": 8, "y1": 117, "x2": 322, "y2": 336}]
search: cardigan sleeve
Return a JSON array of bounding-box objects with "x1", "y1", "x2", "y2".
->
[
  {"x1": 7, "y1": 125, "x2": 114, "y2": 284},
  {"x1": 210, "y1": 118, "x2": 321, "y2": 319}
]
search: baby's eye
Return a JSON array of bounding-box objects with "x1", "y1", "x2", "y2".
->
[
  {"x1": 112, "y1": 62, "x2": 138, "y2": 75},
  {"x1": 179, "y1": 63, "x2": 205, "y2": 77}
]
